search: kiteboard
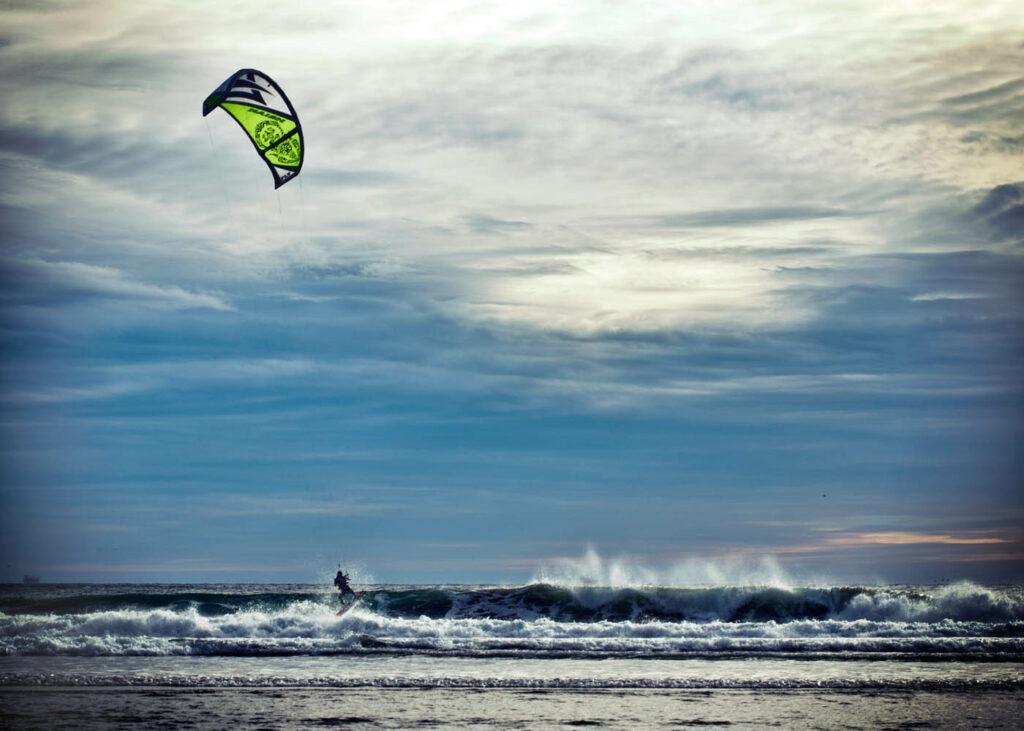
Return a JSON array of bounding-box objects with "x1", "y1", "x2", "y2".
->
[{"x1": 336, "y1": 591, "x2": 365, "y2": 616}]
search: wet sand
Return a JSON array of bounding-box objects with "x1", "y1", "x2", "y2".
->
[{"x1": 2, "y1": 686, "x2": 1022, "y2": 730}]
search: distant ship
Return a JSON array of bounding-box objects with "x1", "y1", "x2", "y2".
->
[{"x1": 22, "y1": 575, "x2": 40, "y2": 584}]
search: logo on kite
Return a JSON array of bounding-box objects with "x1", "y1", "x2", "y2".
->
[{"x1": 203, "y1": 69, "x2": 304, "y2": 188}]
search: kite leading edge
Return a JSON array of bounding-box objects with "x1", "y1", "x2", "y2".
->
[{"x1": 203, "y1": 69, "x2": 303, "y2": 189}]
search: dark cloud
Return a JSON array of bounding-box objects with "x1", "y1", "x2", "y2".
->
[
  {"x1": 0, "y1": 0, "x2": 61, "y2": 10},
  {"x1": 942, "y1": 78, "x2": 1024, "y2": 108},
  {"x1": 652, "y1": 49, "x2": 835, "y2": 114},
  {"x1": 341, "y1": 94, "x2": 524, "y2": 148},
  {"x1": 0, "y1": 258, "x2": 230, "y2": 312},
  {"x1": 648, "y1": 206, "x2": 847, "y2": 228},
  {"x1": 286, "y1": 262, "x2": 389, "y2": 280},
  {"x1": 0, "y1": 117, "x2": 264, "y2": 205},
  {"x1": 648, "y1": 245, "x2": 834, "y2": 260},
  {"x1": 901, "y1": 248, "x2": 1024, "y2": 301},
  {"x1": 675, "y1": 73, "x2": 791, "y2": 111},
  {"x1": 896, "y1": 182, "x2": 1024, "y2": 250},
  {"x1": 0, "y1": 124, "x2": 196, "y2": 192},
  {"x1": 471, "y1": 261, "x2": 580, "y2": 279},
  {"x1": 0, "y1": 47, "x2": 190, "y2": 90},
  {"x1": 303, "y1": 169, "x2": 404, "y2": 187},
  {"x1": 465, "y1": 214, "x2": 532, "y2": 235},
  {"x1": 960, "y1": 131, "x2": 1024, "y2": 154},
  {"x1": 971, "y1": 183, "x2": 1022, "y2": 216},
  {"x1": 967, "y1": 183, "x2": 1024, "y2": 243},
  {"x1": 909, "y1": 73, "x2": 1024, "y2": 126}
]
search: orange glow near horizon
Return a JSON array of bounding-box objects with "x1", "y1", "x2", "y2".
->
[{"x1": 825, "y1": 532, "x2": 1010, "y2": 547}]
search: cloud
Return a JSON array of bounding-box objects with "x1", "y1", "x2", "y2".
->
[
  {"x1": 960, "y1": 131, "x2": 1024, "y2": 156},
  {"x1": 18, "y1": 260, "x2": 232, "y2": 311},
  {"x1": 969, "y1": 182, "x2": 1024, "y2": 242},
  {"x1": 950, "y1": 552, "x2": 1024, "y2": 563},
  {"x1": 824, "y1": 532, "x2": 1011, "y2": 547},
  {"x1": 46, "y1": 560, "x2": 302, "y2": 574},
  {"x1": 303, "y1": 169, "x2": 405, "y2": 188},
  {"x1": 909, "y1": 292, "x2": 986, "y2": 302},
  {"x1": 932, "y1": 75, "x2": 1024, "y2": 125},
  {"x1": 0, "y1": 0, "x2": 62, "y2": 11},
  {"x1": 465, "y1": 214, "x2": 532, "y2": 234},
  {"x1": 200, "y1": 495, "x2": 400, "y2": 518},
  {"x1": 0, "y1": 357, "x2": 318, "y2": 405},
  {"x1": 452, "y1": 244, "x2": 818, "y2": 335},
  {"x1": 648, "y1": 206, "x2": 848, "y2": 228},
  {"x1": 2, "y1": 381, "x2": 155, "y2": 405},
  {"x1": 2, "y1": 0, "x2": 1023, "y2": 582},
  {"x1": 942, "y1": 78, "x2": 1024, "y2": 108},
  {"x1": 285, "y1": 260, "x2": 408, "y2": 281}
]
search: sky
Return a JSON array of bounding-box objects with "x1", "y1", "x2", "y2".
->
[{"x1": 1, "y1": 0, "x2": 1022, "y2": 584}]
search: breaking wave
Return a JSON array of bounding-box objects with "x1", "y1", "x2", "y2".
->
[
  {"x1": 2, "y1": 581, "x2": 1022, "y2": 659},
  {"x1": 4, "y1": 581, "x2": 1022, "y2": 623},
  {"x1": 3, "y1": 674, "x2": 1021, "y2": 690}
]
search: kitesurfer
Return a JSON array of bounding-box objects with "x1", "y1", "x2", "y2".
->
[{"x1": 334, "y1": 569, "x2": 355, "y2": 604}]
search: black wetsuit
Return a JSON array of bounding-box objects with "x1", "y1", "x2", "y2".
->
[{"x1": 334, "y1": 571, "x2": 354, "y2": 603}]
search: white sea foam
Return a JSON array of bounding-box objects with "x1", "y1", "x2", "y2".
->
[
  {"x1": 531, "y1": 545, "x2": 794, "y2": 589},
  {"x1": 837, "y1": 583, "x2": 1023, "y2": 623},
  {"x1": 2, "y1": 601, "x2": 1022, "y2": 658},
  {"x1": 3, "y1": 672, "x2": 1021, "y2": 689},
  {"x1": 2, "y1": 577, "x2": 1022, "y2": 659}
]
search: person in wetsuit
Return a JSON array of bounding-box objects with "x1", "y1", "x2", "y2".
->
[{"x1": 334, "y1": 569, "x2": 355, "y2": 604}]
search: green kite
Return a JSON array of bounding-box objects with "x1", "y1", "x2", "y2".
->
[{"x1": 203, "y1": 69, "x2": 304, "y2": 188}]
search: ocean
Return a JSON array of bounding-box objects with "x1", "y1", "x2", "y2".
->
[{"x1": 2, "y1": 581, "x2": 1023, "y2": 728}]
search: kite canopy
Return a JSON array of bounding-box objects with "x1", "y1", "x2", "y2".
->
[{"x1": 203, "y1": 69, "x2": 303, "y2": 189}]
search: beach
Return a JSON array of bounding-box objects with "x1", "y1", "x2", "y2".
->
[{"x1": 3, "y1": 686, "x2": 1023, "y2": 729}]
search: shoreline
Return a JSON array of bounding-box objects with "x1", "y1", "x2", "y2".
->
[{"x1": 3, "y1": 686, "x2": 1024, "y2": 730}]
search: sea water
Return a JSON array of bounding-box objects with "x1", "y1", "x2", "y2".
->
[
  {"x1": 1, "y1": 581, "x2": 1022, "y2": 690},
  {"x1": 3, "y1": 582, "x2": 1023, "y2": 728}
]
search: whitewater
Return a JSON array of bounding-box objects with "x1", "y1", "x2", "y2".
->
[
  {"x1": 3, "y1": 580, "x2": 1023, "y2": 729},
  {"x1": 2, "y1": 581, "x2": 1023, "y2": 686}
]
